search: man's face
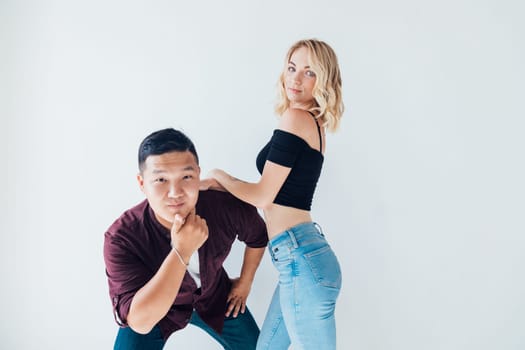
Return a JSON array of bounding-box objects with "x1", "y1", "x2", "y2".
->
[{"x1": 137, "y1": 151, "x2": 200, "y2": 229}]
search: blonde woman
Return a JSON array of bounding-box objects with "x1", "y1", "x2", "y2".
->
[{"x1": 203, "y1": 39, "x2": 344, "y2": 349}]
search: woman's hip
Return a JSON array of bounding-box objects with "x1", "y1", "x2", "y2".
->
[{"x1": 267, "y1": 222, "x2": 342, "y2": 290}]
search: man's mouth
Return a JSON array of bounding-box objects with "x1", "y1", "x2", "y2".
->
[{"x1": 166, "y1": 202, "x2": 184, "y2": 209}]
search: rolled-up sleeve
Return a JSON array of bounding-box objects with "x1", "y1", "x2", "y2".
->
[
  {"x1": 103, "y1": 232, "x2": 149, "y2": 327},
  {"x1": 235, "y1": 203, "x2": 268, "y2": 248}
]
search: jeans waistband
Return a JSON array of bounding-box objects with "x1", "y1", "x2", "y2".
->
[{"x1": 268, "y1": 221, "x2": 324, "y2": 249}]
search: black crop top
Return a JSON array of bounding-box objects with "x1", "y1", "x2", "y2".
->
[{"x1": 256, "y1": 123, "x2": 324, "y2": 211}]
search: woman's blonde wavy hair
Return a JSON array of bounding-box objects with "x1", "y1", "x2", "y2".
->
[{"x1": 275, "y1": 39, "x2": 344, "y2": 132}]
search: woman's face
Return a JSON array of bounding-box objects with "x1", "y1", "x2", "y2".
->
[{"x1": 284, "y1": 46, "x2": 317, "y2": 109}]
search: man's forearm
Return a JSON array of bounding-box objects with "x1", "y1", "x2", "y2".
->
[
  {"x1": 127, "y1": 210, "x2": 208, "y2": 334},
  {"x1": 127, "y1": 250, "x2": 187, "y2": 334},
  {"x1": 239, "y1": 246, "x2": 265, "y2": 284}
]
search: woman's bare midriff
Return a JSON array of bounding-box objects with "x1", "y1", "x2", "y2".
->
[{"x1": 263, "y1": 203, "x2": 313, "y2": 240}]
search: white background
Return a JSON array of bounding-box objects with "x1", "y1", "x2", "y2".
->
[{"x1": 1, "y1": 0, "x2": 524, "y2": 349}]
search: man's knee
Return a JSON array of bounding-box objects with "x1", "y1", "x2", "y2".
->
[{"x1": 114, "y1": 325, "x2": 165, "y2": 350}]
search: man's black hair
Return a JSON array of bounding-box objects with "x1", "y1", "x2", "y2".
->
[{"x1": 138, "y1": 128, "x2": 199, "y2": 171}]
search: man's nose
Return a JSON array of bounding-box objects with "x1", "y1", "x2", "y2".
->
[{"x1": 168, "y1": 183, "x2": 183, "y2": 198}]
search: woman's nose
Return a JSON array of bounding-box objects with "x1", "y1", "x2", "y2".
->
[{"x1": 292, "y1": 72, "x2": 301, "y2": 83}]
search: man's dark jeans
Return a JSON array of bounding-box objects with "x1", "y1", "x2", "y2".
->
[{"x1": 114, "y1": 308, "x2": 259, "y2": 350}]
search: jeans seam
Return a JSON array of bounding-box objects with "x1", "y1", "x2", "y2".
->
[{"x1": 264, "y1": 313, "x2": 284, "y2": 349}]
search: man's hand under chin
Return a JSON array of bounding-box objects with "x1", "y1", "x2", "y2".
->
[{"x1": 170, "y1": 210, "x2": 209, "y2": 263}]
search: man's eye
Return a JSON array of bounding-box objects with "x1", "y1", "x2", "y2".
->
[
  {"x1": 155, "y1": 178, "x2": 166, "y2": 183},
  {"x1": 183, "y1": 175, "x2": 193, "y2": 180}
]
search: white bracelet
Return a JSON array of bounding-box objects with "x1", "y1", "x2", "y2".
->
[{"x1": 172, "y1": 246, "x2": 189, "y2": 267}]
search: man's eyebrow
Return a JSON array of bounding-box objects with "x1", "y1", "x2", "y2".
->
[{"x1": 151, "y1": 165, "x2": 196, "y2": 174}]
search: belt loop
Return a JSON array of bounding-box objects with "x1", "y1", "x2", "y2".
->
[
  {"x1": 313, "y1": 222, "x2": 324, "y2": 235},
  {"x1": 287, "y1": 229, "x2": 299, "y2": 248}
]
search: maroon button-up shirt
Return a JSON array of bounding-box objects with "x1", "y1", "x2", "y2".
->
[{"x1": 104, "y1": 190, "x2": 267, "y2": 340}]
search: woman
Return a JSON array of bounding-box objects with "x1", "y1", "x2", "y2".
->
[{"x1": 203, "y1": 39, "x2": 344, "y2": 349}]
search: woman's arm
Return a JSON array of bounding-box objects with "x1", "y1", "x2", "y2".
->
[
  {"x1": 208, "y1": 161, "x2": 291, "y2": 209},
  {"x1": 209, "y1": 109, "x2": 313, "y2": 209},
  {"x1": 209, "y1": 163, "x2": 291, "y2": 209}
]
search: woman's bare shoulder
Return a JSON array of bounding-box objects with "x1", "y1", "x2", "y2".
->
[{"x1": 278, "y1": 108, "x2": 313, "y2": 134}]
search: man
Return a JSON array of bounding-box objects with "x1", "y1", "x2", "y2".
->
[{"x1": 104, "y1": 128, "x2": 267, "y2": 349}]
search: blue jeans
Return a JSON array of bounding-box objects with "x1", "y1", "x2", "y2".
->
[
  {"x1": 114, "y1": 307, "x2": 259, "y2": 350},
  {"x1": 256, "y1": 222, "x2": 342, "y2": 350}
]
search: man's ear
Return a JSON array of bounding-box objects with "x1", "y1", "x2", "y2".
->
[{"x1": 137, "y1": 173, "x2": 145, "y2": 192}]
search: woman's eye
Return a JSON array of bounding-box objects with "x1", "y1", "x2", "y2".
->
[
  {"x1": 305, "y1": 70, "x2": 316, "y2": 77},
  {"x1": 287, "y1": 66, "x2": 295, "y2": 73}
]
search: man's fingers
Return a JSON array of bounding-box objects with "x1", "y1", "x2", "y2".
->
[
  {"x1": 240, "y1": 302, "x2": 246, "y2": 314},
  {"x1": 225, "y1": 295, "x2": 243, "y2": 317},
  {"x1": 232, "y1": 301, "x2": 242, "y2": 318},
  {"x1": 225, "y1": 297, "x2": 245, "y2": 318},
  {"x1": 173, "y1": 209, "x2": 198, "y2": 234},
  {"x1": 225, "y1": 301, "x2": 234, "y2": 317},
  {"x1": 172, "y1": 214, "x2": 185, "y2": 233}
]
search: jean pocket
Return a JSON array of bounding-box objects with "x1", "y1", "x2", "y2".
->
[
  {"x1": 303, "y1": 245, "x2": 342, "y2": 289},
  {"x1": 269, "y1": 244, "x2": 293, "y2": 263}
]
